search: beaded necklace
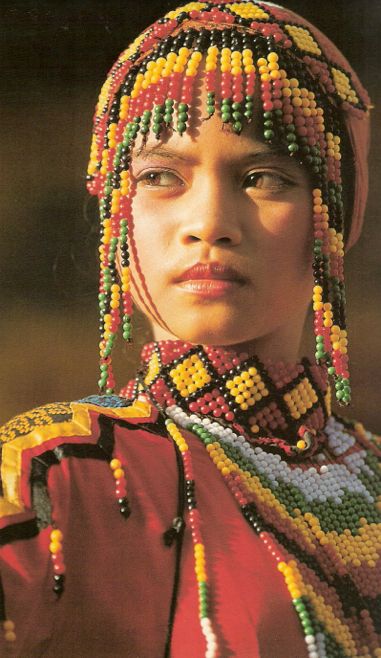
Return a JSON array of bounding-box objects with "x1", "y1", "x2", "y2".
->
[{"x1": 120, "y1": 340, "x2": 381, "y2": 658}]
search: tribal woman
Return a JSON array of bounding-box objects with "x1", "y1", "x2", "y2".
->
[{"x1": 0, "y1": 2, "x2": 380, "y2": 657}]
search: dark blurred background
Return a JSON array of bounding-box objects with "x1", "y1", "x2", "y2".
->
[{"x1": 1, "y1": 0, "x2": 380, "y2": 429}]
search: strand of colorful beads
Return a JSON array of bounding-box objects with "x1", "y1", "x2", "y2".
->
[{"x1": 166, "y1": 419, "x2": 219, "y2": 658}]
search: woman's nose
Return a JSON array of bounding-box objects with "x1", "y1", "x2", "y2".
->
[{"x1": 179, "y1": 178, "x2": 243, "y2": 246}]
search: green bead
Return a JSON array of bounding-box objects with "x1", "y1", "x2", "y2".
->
[
  {"x1": 178, "y1": 111, "x2": 188, "y2": 122},
  {"x1": 263, "y1": 111, "x2": 272, "y2": 119},
  {"x1": 165, "y1": 98, "x2": 174, "y2": 107},
  {"x1": 288, "y1": 143, "x2": 299, "y2": 153},
  {"x1": 264, "y1": 120, "x2": 273, "y2": 128},
  {"x1": 164, "y1": 113, "x2": 173, "y2": 124},
  {"x1": 245, "y1": 101, "x2": 254, "y2": 110},
  {"x1": 286, "y1": 133, "x2": 297, "y2": 143},
  {"x1": 221, "y1": 113, "x2": 231, "y2": 123},
  {"x1": 232, "y1": 102, "x2": 241, "y2": 110},
  {"x1": 140, "y1": 125, "x2": 149, "y2": 134},
  {"x1": 244, "y1": 111, "x2": 253, "y2": 119},
  {"x1": 232, "y1": 111, "x2": 242, "y2": 121},
  {"x1": 178, "y1": 102, "x2": 188, "y2": 112},
  {"x1": 177, "y1": 121, "x2": 186, "y2": 133},
  {"x1": 264, "y1": 129, "x2": 275, "y2": 140},
  {"x1": 233, "y1": 121, "x2": 242, "y2": 133}
]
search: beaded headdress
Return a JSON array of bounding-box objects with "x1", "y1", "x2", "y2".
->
[{"x1": 86, "y1": 0, "x2": 371, "y2": 404}]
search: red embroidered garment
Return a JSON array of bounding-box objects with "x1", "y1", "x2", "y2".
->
[{"x1": 0, "y1": 403, "x2": 306, "y2": 657}]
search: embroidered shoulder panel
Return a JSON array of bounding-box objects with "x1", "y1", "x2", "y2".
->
[
  {"x1": 0, "y1": 403, "x2": 73, "y2": 444},
  {"x1": 0, "y1": 396, "x2": 152, "y2": 522}
]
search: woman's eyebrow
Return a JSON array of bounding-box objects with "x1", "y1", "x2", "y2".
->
[{"x1": 133, "y1": 142, "x2": 304, "y2": 171}]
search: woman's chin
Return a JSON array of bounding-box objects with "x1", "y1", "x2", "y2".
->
[{"x1": 155, "y1": 321, "x2": 259, "y2": 349}]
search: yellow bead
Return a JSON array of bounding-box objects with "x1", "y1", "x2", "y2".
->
[
  {"x1": 231, "y1": 66, "x2": 242, "y2": 76},
  {"x1": 49, "y1": 541, "x2": 62, "y2": 555},
  {"x1": 113, "y1": 468, "x2": 124, "y2": 480},
  {"x1": 3, "y1": 621, "x2": 15, "y2": 631},
  {"x1": 110, "y1": 458, "x2": 121, "y2": 470},
  {"x1": 50, "y1": 529, "x2": 63, "y2": 542},
  {"x1": 192, "y1": 51, "x2": 202, "y2": 62}
]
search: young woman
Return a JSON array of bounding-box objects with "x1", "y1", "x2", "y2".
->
[{"x1": 0, "y1": 2, "x2": 380, "y2": 657}]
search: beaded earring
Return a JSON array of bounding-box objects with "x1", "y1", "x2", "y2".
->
[{"x1": 87, "y1": 0, "x2": 370, "y2": 405}]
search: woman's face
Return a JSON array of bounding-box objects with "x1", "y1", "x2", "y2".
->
[{"x1": 128, "y1": 104, "x2": 313, "y2": 360}]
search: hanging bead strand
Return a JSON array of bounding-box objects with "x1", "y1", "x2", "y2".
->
[{"x1": 165, "y1": 420, "x2": 219, "y2": 658}]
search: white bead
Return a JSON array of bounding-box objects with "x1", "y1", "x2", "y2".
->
[{"x1": 305, "y1": 635, "x2": 316, "y2": 644}]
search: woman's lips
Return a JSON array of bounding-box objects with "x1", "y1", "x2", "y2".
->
[{"x1": 175, "y1": 263, "x2": 245, "y2": 298}]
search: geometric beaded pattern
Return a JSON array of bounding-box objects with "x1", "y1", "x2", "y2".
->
[
  {"x1": 285, "y1": 25, "x2": 322, "y2": 55},
  {"x1": 283, "y1": 378, "x2": 319, "y2": 420},
  {"x1": 225, "y1": 367, "x2": 269, "y2": 411},
  {"x1": 331, "y1": 67, "x2": 360, "y2": 105},
  {"x1": 0, "y1": 403, "x2": 73, "y2": 444},
  {"x1": 144, "y1": 350, "x2": 160, "y2": 386},
  {"x1": 169, "y1": 354, "x2": 212, "y2": 397},
  {"x1": 121, "y1": 341, "x2": 329, "y2": 446},
  {"x1": 225, "y1": 2, "x2": 269, "y2": 20}
]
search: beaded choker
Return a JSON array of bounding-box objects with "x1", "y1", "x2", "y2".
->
[{"x1": 121, "y1": 340, "x2": 330, "y2": 458}]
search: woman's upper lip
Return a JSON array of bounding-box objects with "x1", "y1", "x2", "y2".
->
[{"x1": 176, "y1": 262, "x2": 246, "y2": 282}]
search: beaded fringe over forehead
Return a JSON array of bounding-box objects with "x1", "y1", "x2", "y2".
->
[{"x1": 86, "y1": 0, "x2": 371, "y2": 404}]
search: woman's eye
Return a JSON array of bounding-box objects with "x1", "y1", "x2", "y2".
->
[
  {"x1": 137, "y1": 170, "x2": 183, "y2": 188},
  {"x1": 243, "y1": 171, "x2": 292, "y2": 191}
]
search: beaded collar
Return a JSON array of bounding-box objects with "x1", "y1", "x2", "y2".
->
[{"x1": 120, "y1": 340, "x2": 330, "y2": 458}]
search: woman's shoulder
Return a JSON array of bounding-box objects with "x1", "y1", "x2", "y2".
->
[
  {"x1": 0, "y1": 395, "x2": 154, "y2": 445},
  {"x1": 0, "y1": 395, "x2": 157, "y2": 521}
]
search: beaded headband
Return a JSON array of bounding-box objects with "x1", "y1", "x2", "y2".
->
[{"x1": 86, "y1": 0, "x2": 371, "y2": 404}]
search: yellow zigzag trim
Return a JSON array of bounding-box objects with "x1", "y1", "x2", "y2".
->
[{"x1": 0, "y1": 400, "x2": 151, "y2": 514}]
